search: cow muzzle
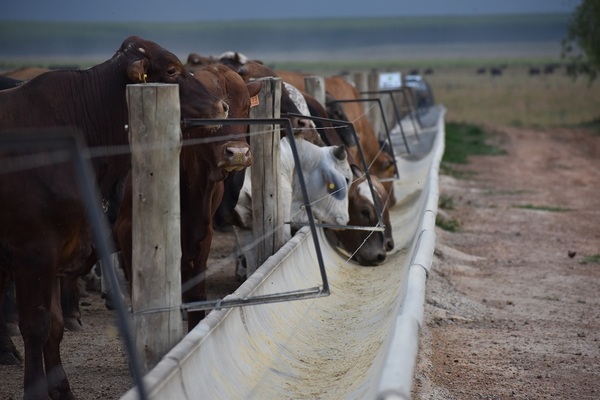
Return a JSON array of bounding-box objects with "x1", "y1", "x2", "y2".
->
[{"x1": 218, "y1": 143, "x2": 252, "y2": 171}]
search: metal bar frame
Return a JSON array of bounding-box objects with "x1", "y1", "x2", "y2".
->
[
  {"x1": 360, "y1": 88, "x2": 422, "y2": 144},
  {"x1": 326, "y1": 98, "x2": 404, "y2": 174},
  {"x1": 180, "y1": 117, "x2": 331, "y2": 313}
]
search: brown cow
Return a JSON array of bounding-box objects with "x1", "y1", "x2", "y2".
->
[
  {"x1": 183, "y1": 52, "x2": 219, "y2": 73},
  {"x1": 0, "y1": 36, "x2": 228, "y2": 400},
  {"x1": 325, "y1": 174, "x2": 394, "y2": 266},
  {"x1": 114, "y1": 63, "x2": 262, "y2": 329}
]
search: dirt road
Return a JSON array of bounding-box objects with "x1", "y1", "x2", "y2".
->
[{"x1": 413, "y1": 126, "x2": 600, "y2": 399}]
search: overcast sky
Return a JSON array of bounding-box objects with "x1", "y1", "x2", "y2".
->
[{"x1": 1, "y1": 0, "x2": 580, "y2": 22}]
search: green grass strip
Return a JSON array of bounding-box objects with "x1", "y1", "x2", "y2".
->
[
  {"x1": 443, "y1": 123, "x2": 506, "y2": 165},
  {"x1": 512, "y1": 204, "x2": 571, "y2": 212}
]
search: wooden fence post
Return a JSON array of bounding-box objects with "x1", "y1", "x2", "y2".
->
[
  {"x1": 247, "y1": 77, "x2": 283, "y2": 276},
  {"x1": 367, "y1": 70, "x2": 384, "y2": 139},
  {"x1": 304, "y1": 75, "x2": 326, "y2": 106},
  {"x1": 353, "y1": 71, "x2": 368, "y2": 98},
  {"x1": 127, "y1": 83, "x2": 183, "y2": 373}
]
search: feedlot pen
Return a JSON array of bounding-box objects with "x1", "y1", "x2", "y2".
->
[{"x1": 121, "y1": 105, "x2": 446, "y2": 400}]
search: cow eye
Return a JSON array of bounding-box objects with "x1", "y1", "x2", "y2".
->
[
  {"x1": 361, "y1": 209, "x2": 371, "y2": 220},
  {"x1": 382, "y1": 160, "x2": 394, "y2": 170},
  {"x1": 167, "y1": 67, "x2": 178, "y2": 77},
  {"x1": 327, "y1": 182, "x2": 337, "y2": 194}
]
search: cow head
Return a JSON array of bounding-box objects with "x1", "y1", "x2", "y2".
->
[
  {"x1": 184, "y1": 52, "x2": 219, "y2": 73},
  {"x1": 290, "y1": 142, "x2": 352, "y2": 227},
  {"x1": 234, "y1": 61, "x2": 324, "y2": 146},
  {"x1": 187, "y1": 63, "x2": 262, "y2": 181},
  {"x1": 117, "y1": 36, "x2": 229, "y2": 125},
  {"x1": 325, "y1": 174, "x2": 394, "y2": 266}
]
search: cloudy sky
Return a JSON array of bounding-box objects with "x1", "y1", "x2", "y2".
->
[{"x1": 1, "y1": 0, "x2": 580, "y2": 22}]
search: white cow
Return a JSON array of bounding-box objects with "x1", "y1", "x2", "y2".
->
[{"x1": 233, "y1": 136, "x2": 352, "y2": 280}]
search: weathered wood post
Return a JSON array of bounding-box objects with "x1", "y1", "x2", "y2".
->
[
  {"x1": 304, "y1": 75, "x2": 326, "y2": 106},
  {"x1": 367, "y1": 70, "x2": 384, "y2": 140},
  {"x1": 247, "y1": 77, "x2": 283, "y2": 276},
  {"x1": 127, "y1": 83, "x2": 183, "y2": 373},
  {"x1": 353, "y1": 71, "x2": 368, "y2": 98}
]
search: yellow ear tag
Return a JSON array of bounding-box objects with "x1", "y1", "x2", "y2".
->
[
  {"x1": 138, "y1": 73, "x2": 148, "y2": 83},
  {"x1": 143, "y1": 73, "x2": 147, "y2": 83},
  {"x1": 250, "y1": 95, "x2": 259, "y2": 107},
  {"x1": 329, "y1": 183, "x2": 336, "y2": 190}
]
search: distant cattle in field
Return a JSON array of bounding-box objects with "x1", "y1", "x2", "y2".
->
[
  {"x1": 529, "y1": 67, "x2": 541, "y2": 76},
  {"x1": 543, "y1": 64, "x2": 556, "y2": 75},
  {"x1": 0, "y1": 35, "x2": 228, "y2": 400},
  {"x1": 114, "y1": 63, "x2": 262, "y2": 329},
  {"x1": 423, "y1": 67, "x2": 434, "y2": 75},
  {"x1": 490, "y1": 67, "x2": 503, "y2": 76},
  {"x1": 476, "y1": 67, "x2": 487, "y2": 75}
]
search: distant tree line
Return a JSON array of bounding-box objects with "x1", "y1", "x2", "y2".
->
[{"x1": 562, "y1": 0, "x2": 600, "y2": 84}]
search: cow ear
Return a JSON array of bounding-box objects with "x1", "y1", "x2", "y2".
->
[
  {"x1": 350, "y1": 164, "x2": 363, "y2": 180},
  {"x1": 127, "y1": 59, "x2": 149, "y2": 83},
  {"x1": 333, "y1": 145, "x2": 347, "y2": 161},
  {"x1": 246, "y1": 80, "x2": 263, "y2": 98}
]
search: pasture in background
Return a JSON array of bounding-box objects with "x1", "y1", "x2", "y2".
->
[
  {"x1": 422, "y1": 63, "x2": 600, "y2": 128},
  {"x1": 3, "y1": 13, "x2": 596, "y2": 128},
  {"x1": 0, "y1": 13, "x2": 569, "y2": 64}
]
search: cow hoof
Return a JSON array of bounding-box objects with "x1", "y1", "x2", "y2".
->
[
  {"x1": 235, "y1": 255, "x2": 247, "y2": 283},
  {"x1": 6, "y1": 322, "x2": 20, "y2": 337},
  {"x1": 64, "y1": 317, "x2": 83, "y2": 332},
  {"x1": 0, "y1": 346, "x2": 22, "y2": 365},
  {"x1": 48, "y1": 385, "x2": 76, "y2": 400}
]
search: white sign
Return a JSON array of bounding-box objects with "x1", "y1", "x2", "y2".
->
[{"x1": 378, "y1": 72, "x2": 402, "y2": 90}]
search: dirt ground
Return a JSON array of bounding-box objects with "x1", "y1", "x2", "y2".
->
[
  {"x1": 413, "y1": 125, "x2": 600, "y2": 399},
  {"x1": 1, "y1": 125, "x2": 599, "y2": 399}
]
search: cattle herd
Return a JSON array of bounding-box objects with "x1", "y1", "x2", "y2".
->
[{"x1": 0, "y1": 36, "x2": 411, "y2": 399}]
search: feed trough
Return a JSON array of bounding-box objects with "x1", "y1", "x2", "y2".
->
[{"x1": 121, "y1": 106, "x2": 446, "y2": 400}]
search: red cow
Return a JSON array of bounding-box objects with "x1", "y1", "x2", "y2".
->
[
  {"x1": 325, "y1": 174, "x2": 394, "y2": 266},
  {"x1": 114, "y1": 63, "x2": 262, "y2": 330},
  {"x1": 0, "y1": 36, "x2": 228, "y2": 400}
]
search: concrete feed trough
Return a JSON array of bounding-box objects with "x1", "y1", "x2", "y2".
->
[{"x1": 122, "y1": 106, "x2": 446, "y2": 400}]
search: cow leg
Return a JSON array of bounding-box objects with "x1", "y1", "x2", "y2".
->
[
  {"x1": 0, "y1": 271, "x2": 22, "y2": 365},
  {"x1": 99, "y1": 253, "x2": 127, "y2": 311},
  {"x1": 60, "y1": 275, "x2": 82, "y2": 332},
  {"x1": 45, "y1": 278, "x2": 75, "y2": 400},
  {"x1": 2, "y1": 274, "x2": 20, "y2": 335},
  {"x1": 181, "y1": 258, "x2": 206, "y2": 330},
  {"x1": 13, "y1": 251, "x2": 70, "y2": 400}
]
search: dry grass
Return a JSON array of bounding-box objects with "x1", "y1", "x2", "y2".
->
[{"x1": 425, "y1": 64, "x2": 600, "y2": 127}]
